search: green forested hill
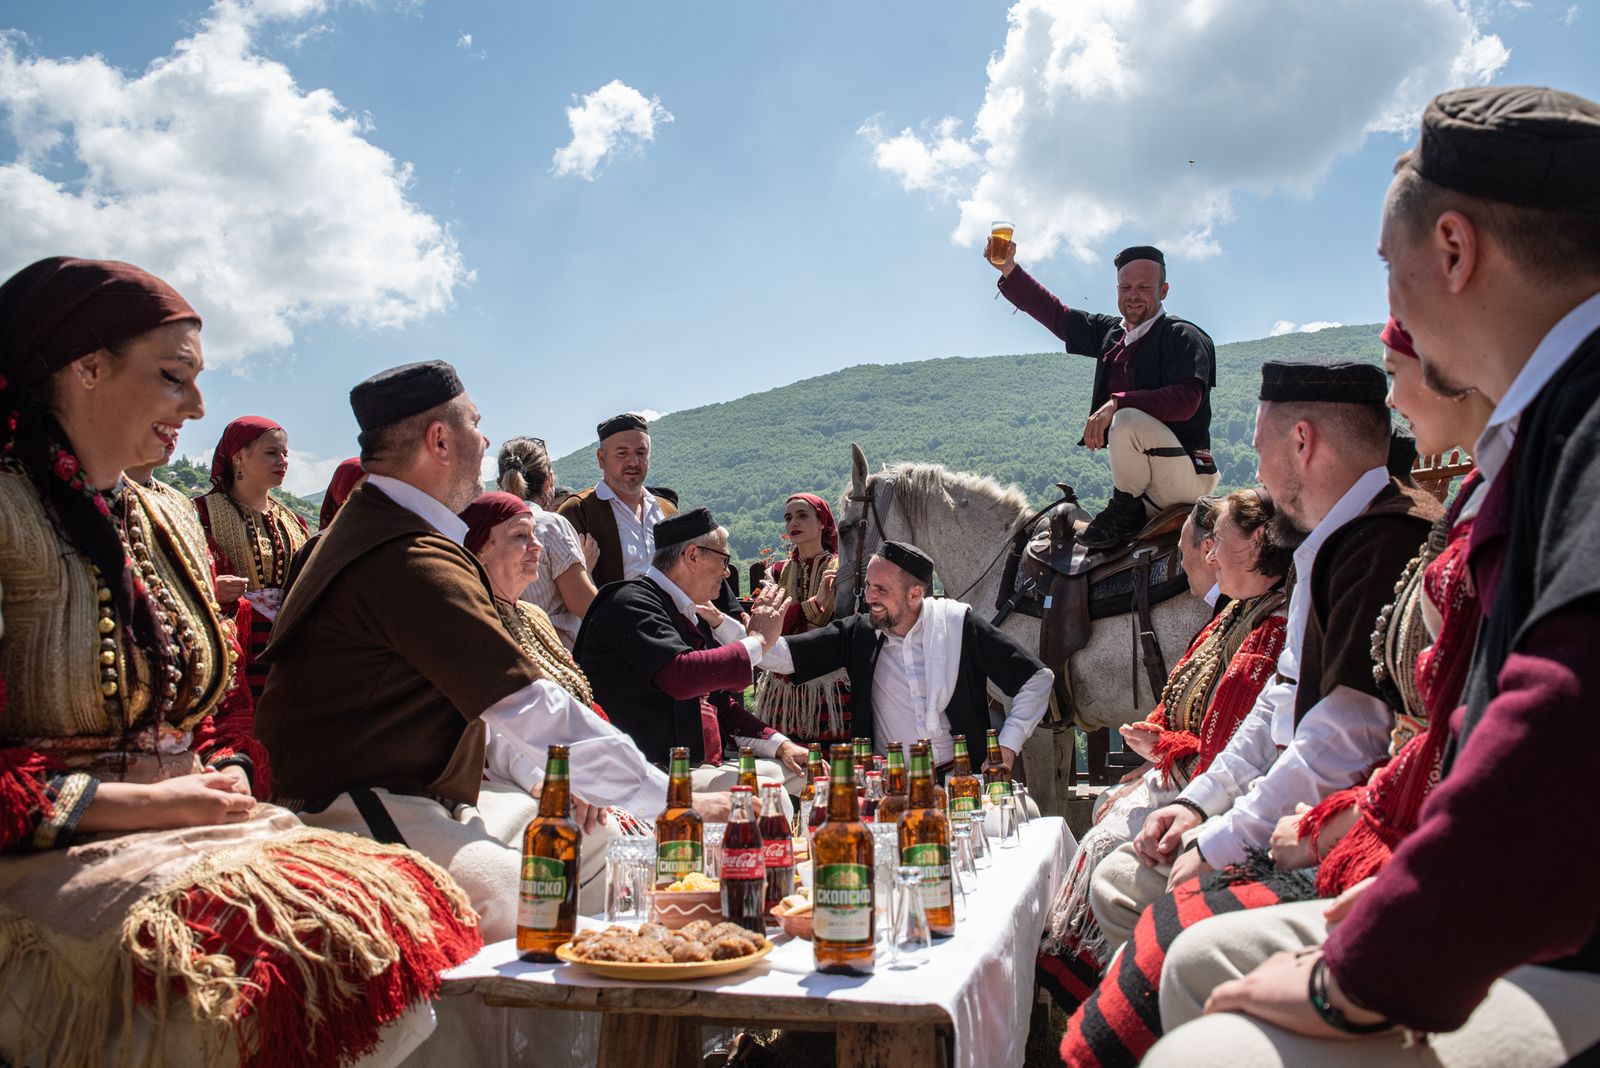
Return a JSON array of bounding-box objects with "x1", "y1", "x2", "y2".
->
[
  {"x1": 551, "y1": 323, "x2": 1386, "y2": 565},
  {"x1": 153, "y1": 455, "x2": 322, "y2": 528}
]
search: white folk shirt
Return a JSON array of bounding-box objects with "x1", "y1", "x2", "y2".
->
[
  {"x1": 1193, "y1": 466, "x2": 1396, "y2": 868},
  {"x1": 594, "y1": 479, "x2": 665, "y2": 579},
  {"x1": 360, "y1": 475, "x2": 671, "y2": 815},
  {"x1": 760, "y1": 609, "x2": 1054, "y2": 767}
]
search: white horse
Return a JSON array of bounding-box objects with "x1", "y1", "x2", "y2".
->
[{"x1": 833, "y1": 444, "x2": 1209, "y2": 815}]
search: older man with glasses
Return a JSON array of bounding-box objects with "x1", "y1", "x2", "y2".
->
[{"x1": 575, "y1": 507, "x2": 811, "y2": 802}]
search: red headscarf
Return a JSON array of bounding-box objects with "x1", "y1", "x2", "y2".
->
[
  {"x1": 210, "y1": 415, "x2": 284, "y2": 487},
  {"x1": 787, "y1": 493, "x2": 838, "y2": 554},
  {"x1": 318, "y1": 457, "x2": 365, "y2": 529},
  {"x1": 1380, "y1": 317, "x2": 1418, "y2": 359},
  {"x1": 460, "y1": 491, "x2": 531, "y2": 555}
]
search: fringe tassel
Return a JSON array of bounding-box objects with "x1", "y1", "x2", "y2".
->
[
  {"x1": 753, "y1": 669, "x2": 848, "y2": 742},
  {"x1": 1150, "y1": 731, "x2": 1200, "y2": 790},
  {"x1": 0, "y1": 914, "x2": 122, "y2": 1068},
  {"x1": 123, "y1": 828, "x2": 481, "y2": 1068},
  {"x1": 1314, "y1": 817, "x2": 1399, "y2": 899},
  {"x1": 0, "y1": 747, "x2": 67, "y2": 849},
  {"x1": 1298, "y1": 786, "x2": 1364, "y2": 848},
  {"x1": 1040, "y1": 835, "x2": 1115, "y2": 967}
]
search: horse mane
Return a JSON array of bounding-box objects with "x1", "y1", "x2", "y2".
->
[{"x1": 880, "y1": 462, "x2": 1031, "y2": 535}]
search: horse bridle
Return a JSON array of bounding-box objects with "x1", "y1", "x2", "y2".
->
[{"x1": 846, "y1": 477, "x2": 891, "y2": 615}]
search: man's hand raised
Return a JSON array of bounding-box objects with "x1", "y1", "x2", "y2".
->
[{"x1": 748, "y1": 584, "x2": 791, "y2": 650}]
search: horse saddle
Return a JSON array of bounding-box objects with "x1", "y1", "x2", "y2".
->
[{"x1": 995, "y1": 485, "x2": 1193, "y2": 703}]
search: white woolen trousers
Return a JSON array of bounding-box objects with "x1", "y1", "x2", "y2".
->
[{"x1": 1107, "y1": 407, "x2": 1220, "y2": 509}]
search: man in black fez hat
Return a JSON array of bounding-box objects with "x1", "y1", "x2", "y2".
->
[
  {"x1": 988, "y1": 234, "x2": 1219, "y2": 551},
  {"x1": 757, "y1": 536, "x2": 1053, "y2": 787},
  {"x1": 1152, "y1": 85, "x2": 1600, "y2": 1057},
  {"x1": 575, "y1": 507, "x2": 808, "y2": 797},
  {"x1": 259, "y1": 362, "x2": 707, "y2": 940},
  {"x1": 558, "y1": 410, "x2": 677, "y2": 586},
  {"x1": 1092, "y1": 355, "x2": 1441, "y2": 974}
]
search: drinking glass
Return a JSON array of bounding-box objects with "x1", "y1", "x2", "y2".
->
[
  {"x1": 988, "y1": 220, "x2": 1015, "y2": 266},
  {"x1": 870, "y1": 823, "x2": 901, "y2": 949},
  {"x1": 964, "y1": 811, "x2": 993, "y2": 870},
  {"x1": 996, "y1": 797, "x2": 1021, "y2": 850},
  {"x1": 605, "y1": 835, "x2": 654, "y2": 923},
  {"x1": 1012, "y1": 784, "x2": 1034, "y2": 829},
  {"x1": 702, "y1": 822, "x2": 726, "y2": 879},
  {"x1": 890, "y1": 867, "x2": 933, "y2": 968},
  {"x1": 950, "y1": 820, "x2": 979, "y2": 902}
]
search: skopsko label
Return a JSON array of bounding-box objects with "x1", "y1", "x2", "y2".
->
[
  {"x1": 721, "y1": 846, "x2": 765, "y2": 881},
  {"x1": 951, "y1": 794, "x2": 979, "y2": 813},
  {"x1": 655, "y1": 838, "x2": 703, "y2": 883},
  {"x1": 986, "y1": 780, "x2": 1014, "y2": 800},
  {"x1": 814, "y1": 863, "x2": 873, "y2": 942},
  {"x1": 762, "y1": 837, "x2": 795, "y2": 868},
  {"x1": 901, "y1": 843, "x2": 953, "y2": 909},
  {"x1": 518, "y1": 855, "x2": 568, "y2": 930}
]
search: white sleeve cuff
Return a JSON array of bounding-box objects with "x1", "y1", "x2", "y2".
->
[
  {"x1": 758, "y1": 636, "x2": 794, "y2": 674},
  {"x1": 1180, "y1": 773, "x2": 1235, "y2": 818},
  {"x1": 1196, "y1": 817, "x2": 1247, "y2": 869}
]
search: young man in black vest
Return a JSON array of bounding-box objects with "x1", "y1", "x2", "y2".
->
[
  {"x1": 757, "y1": 540, "x2": 1053, "y2": 777},
  {"x1": 991, "y1": 242, "x2": 1219, "y2": 550}
]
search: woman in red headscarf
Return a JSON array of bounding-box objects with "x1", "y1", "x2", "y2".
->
[
  {"x1": 192, "y1": 416, "x2": 310, "y2": 698},
  {"x1": 753, "y1": 492, "x2": 852, "y2": 743},
  {"x1": 0, "y1": 257, "x2": 478, "y2": 1067}
]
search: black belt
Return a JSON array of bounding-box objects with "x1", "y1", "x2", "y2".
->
[{"x1": 350, "y1": 787, "x2": 409, "y2": 847}]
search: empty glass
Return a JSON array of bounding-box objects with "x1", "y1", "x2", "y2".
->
[
  {"x1": 702, "y1": 822, "x2": 725, "y2": 879},
  {"x1": 964, "y1": 811, "x2": 993, "y2": 870},
  {"x1": 889, "y1": 866, "x2": 932, "y2": 968},
  {"x1": 605, "y1": 835, "x2": 655, "y2": 923},
  {"x1": 996, "y1": 796, "x2": 1021, "y2": 850},
  {"x1": 950, "y1": 820, "x2": 979, "y2": 905},
  {"x1": 1012, "y1": 784, "x2": 1034, "y2": 829},
  {"x1": 869, "y1": 823, "x2": 901, "y2": 949}
]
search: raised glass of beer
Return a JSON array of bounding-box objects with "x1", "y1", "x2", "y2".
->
[{"x1": 987, "y1": 220, "x2": 1014, "y2": 266}]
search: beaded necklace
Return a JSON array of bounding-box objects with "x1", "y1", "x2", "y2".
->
[
  {"x1": 226, "y1": 492, "x2": 290, "y2": 589},
  {"x1": 495, "y1": 599, "x2": 594, "y2": 706}
]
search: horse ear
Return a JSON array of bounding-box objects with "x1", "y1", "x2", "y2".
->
[{"x1": 850, "y1": 443, "x2": 869, "y2": 489}]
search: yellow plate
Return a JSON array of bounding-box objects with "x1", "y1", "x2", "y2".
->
[{"x1": 555, "y1": 937, "x2": 774, "y2": 981}]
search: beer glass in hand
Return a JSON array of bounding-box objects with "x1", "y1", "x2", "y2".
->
[{"x1": 987, "y1": 220, "x2": 1015, "y2": 269}]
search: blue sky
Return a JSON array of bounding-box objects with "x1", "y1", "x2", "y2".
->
[{"x1": 2, "y1": 0, "x2": 1596, "y2": 494}]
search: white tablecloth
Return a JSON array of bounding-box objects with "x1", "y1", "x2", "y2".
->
[{"x1": 443, "y1": 816, "x2": 1077, "y2": 1068}]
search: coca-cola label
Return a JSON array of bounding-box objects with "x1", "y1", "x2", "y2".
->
[
  {"x1": 721, "y1": 846, "x2": 765, "y2": 880},
  {"x1": 762, "y1": 837, "x2": 794, "y2": 868}
]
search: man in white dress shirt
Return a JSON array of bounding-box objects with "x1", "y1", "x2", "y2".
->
[
  {"x1": 1086, "y1": 360, "x2": 1440, "y2": 953},
  {"x1": 758, "y1": 540, "x2": 1054, "y2": 779},
  {"x1": 558, "y1": 412, "x2": 674, "y2": 586}
]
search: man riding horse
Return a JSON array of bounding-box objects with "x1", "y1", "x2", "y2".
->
[{"x1": 989, "y1": 241, "x2": 1220, "y2": 551}]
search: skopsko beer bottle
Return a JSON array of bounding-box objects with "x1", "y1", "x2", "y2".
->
[
  {"x1": 813, "y1": 743, "x2": 875, "y2": 974},
  {"x1": 796, "y1": 742, "x2": 825, "y2": 835},
  {"x1": 517, "y1": 744, "x2": 580, "y2": 961},
  {"x1": 875, "y1": 742, "x2": 909, "y2": 824},
  {"x1": 899, "y1": 741, "x2": 955, "y2": 937},
  {"x1": 759, "y1": 782, "x2": 794, "y2": 920},
  {"x1": 981, "y1": 728, "x2": 1014, "y2": 804},
  {"x1": 721, "y1": 785, "x2": 767, "y2": 934},
  {"x1": 947, "y1": 735, "x2": 982, "y2": 816},
  {"x1": 918, "y1": 737, "x2": 949, "y2": 812},
  {"x1": 737, "y1": 745, "x2": 759, "y2": 792},
  {"x1": 655, "y1": 746, "x2": 704, "y2": 887}
]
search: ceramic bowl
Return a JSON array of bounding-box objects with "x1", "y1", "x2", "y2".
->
[
  {"x1": 770, "y1": 902, "x2": 814, "y2": 941},
  {"x1": 650, "y1": 889, "x2": 723, "y2": 930}
]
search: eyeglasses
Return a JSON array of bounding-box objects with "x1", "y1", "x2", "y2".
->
[{"x1": 695, "y1": 545, "x2": 732, "y2": 564}]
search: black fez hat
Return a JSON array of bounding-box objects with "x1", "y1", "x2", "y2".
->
[
  {"x1": 598, "y1": 412, "x2": 650, "y2": 441},
  {"x1": 1387, "y1": 423, "x2": 1419, "y2": 482},
  {"x1": 655, "y1": 507, "x2": 717, "y2": 549},
  {"x1": 876, "y1": 540, "x2": 935, "y2": 585},
  {"x1": 1114, "y1": 245, "x2": 1165, "y2": 270},
  {"x1": 1259, "y1": 359, "x2": 1387, "y2": 407},
  {"x1": 1408, "y1": 86, "x2": 1600, "y2": 211},
  {"x1": 350, "y1": 360, "x2": 464, "y2": 434}
]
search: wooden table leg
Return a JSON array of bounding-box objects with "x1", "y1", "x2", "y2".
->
[
  {"x1": 596, "y1": 1012, "x2": 702, "y2": 1068},
  {"x1": 836, "y1": 1021, "x2": 941, "y2": 1067}
]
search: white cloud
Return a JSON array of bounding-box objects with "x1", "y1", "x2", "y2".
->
[
  {"x1": 635, "y1": 408, "x2": 665, "y2": 423},
  {"x1": 457, "y1": 32, "x2": 472, "y2": 48},
  {"x1": 860, "y1": 0, "x2": 1508, "y2": 263},
  {"x1": 283, "y1": 451, "x2": 347, "y2": 497},
  {"x1": 1270, "y1": 320, "x2": 1343, "y2": 336},
  {"x1": 551, "y1": 80, "x2": 673, "y2": 181},
  {"x1": 1563, "y1": 3, "x2": 1582, "y2": 24},
  {"x1": 0, "y1": 0, "x2": 470, "y2": 364}
]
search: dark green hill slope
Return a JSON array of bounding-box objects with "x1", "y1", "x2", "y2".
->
[
  {"x1": 153, "y1": 455, "x2": 321, "y2": 529},
  {"x1": 552, "y1": 323, "x2": 1385, "y2": 564}
]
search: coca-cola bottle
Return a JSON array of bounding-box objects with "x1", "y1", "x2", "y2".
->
[
  {"x1": 861, "y1": 769, "x2": 885, "y2": 823},
  {"x1": 720, "y1": 785, "x2": 767, "y2": 934},
  {"x1": 758, "y1": 782, "x2": 794, "y2": 922},
  {"x1": 806, "y1": 775, "x2": 829, "y2": 846}
]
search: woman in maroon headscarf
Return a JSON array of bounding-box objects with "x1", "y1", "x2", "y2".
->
[
  {"x1": 0, "y1": 257, "x2": 478, "y2": 1067},
  {"x1": 192, "y1": 415, "x2": 310, "y2": 698},
  {"x1": 753, "y1": 492, "x2": 852, "y2": 743}
]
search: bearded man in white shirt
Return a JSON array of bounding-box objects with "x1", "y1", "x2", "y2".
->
[{"x1": 1086, "y1": 360, "x2": 1440, "y2": 953}]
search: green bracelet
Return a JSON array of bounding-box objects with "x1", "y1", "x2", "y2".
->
[{"x1": 1308, "y1": 957, "x2": 1393, "y2": 1035}]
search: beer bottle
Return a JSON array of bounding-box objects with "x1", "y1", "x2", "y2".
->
[
  {"x1": 876, "y1": 742, "x2": 909, "y2": 824},
  {"x1": 981, "y1": 728, "x2": 1014, "y2": 804},
  {"x1": 655, "y1": 746, "x2": 704, "y2": 886},
  {"x1": 947, "y1": 735, "x2": 982, "y2": 816},
  {"x1": 918, "y1": 737, "x2": 948, "y2": 812},
  {"x1": 813, "y1": 744, "x2": 874, "y2": 974},
  {"x1": 758, "y1": 782, "x2": 794, "y2": 920},
  {"x1": 737, "y1": 745, "x2": 759, "y2": 792},
  {"x1": 721, "y1": 785, "x2": 767, "y2": 934},
  {"x1": 899, "y1": 742, "x2": 955, "y2": 937},
  {"x1": 796, "y1": 742, "x2": 825, "y2": 835},
  {"x1": 517, "y1": 744, "x2": 580, "y2": 961}
]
